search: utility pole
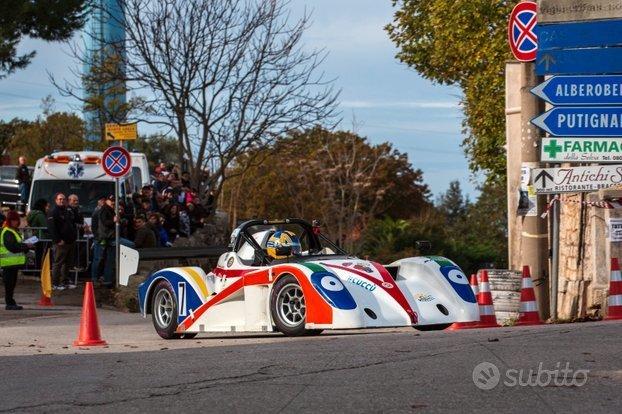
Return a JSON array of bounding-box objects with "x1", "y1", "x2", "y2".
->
[{"x1": 520, "y1": 62, "x2": 550, "y2": 320}]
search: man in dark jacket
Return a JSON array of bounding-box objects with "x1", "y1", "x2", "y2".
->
[
  {"x1": 15, "y1": 156, "x2": 31, "y2": 207},
  {"x1": 133, "y1": 214, "x2": 156, "y2": 248},
  {"x1": 90, "y1": 196, "x2": 106, "y2": 282},
  {"x1": 98, "y1": 195, "x2": 116, "y2": 287},
  {"x1": 47, "y1": 193, "x2": 77, "y2": 290},
  {"x1": 1, "y1": 210, "x2": 33, "y2": 310}
]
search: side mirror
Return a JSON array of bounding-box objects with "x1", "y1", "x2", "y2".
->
[
  {"x1": 276, "y1": 245, "x2": 293, "y2": 257},
  {"x1": 415, "y1": 240, "x2": 432, "y2": 251}
]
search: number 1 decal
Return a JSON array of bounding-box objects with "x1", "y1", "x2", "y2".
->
[{"x1": 178, "y1": 282, "x2": 186, "y2": 316}]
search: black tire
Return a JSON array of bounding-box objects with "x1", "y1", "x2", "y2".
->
[
  {"x1": 414, "y1": 323, "x2": 452, "y2": 332},
  {"x1": 151, "y1": 280, "x2": 181, "y2": 339},
  {"x1": 271, "y1": 275, "x2": 318, "y2": 337}
]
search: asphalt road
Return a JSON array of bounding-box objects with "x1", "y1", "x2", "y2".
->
[{"x1": 1, "y1": 320, "x2": 621, "y2": 413}]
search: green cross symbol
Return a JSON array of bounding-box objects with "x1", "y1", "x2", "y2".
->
[{"x1": 543, "y1": 139, "x2": 562, "y2": 158}]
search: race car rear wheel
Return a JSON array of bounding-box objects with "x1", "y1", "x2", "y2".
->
[
  {"x1": 151, "y1": 280, "x2": 180, "y2": 339},
  {"x1": 271, "y1": 275, "x2": 318, "y2": 336}
]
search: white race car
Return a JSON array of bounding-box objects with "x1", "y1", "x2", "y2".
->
[{"x1": 138, "y1": 219, "x2": 479, "y2": 338}]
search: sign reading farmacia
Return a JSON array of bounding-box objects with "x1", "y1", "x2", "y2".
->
[{"x1": 542, "y1": 137, "x2": 622, "y2": 162}]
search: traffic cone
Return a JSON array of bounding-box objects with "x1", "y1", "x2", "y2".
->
[
  {"x1": 475, "y1": 270, "x2": 501, "y2": 328},
  {"x1": 605, "y1": 258, "x2": 622, "y2": 320},
  {"x1": 73, "y1": 282, "x2": 107, "y2": 347},
  {"x1": 449, "y1": 273, "x2": 481, "y2": 330},
  {"x1": 516, "y1": 265, "x2": 543, "y2": 326}
]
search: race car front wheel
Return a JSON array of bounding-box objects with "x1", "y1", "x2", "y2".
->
[
  {"x1": 271, "y1": 275, "x2": 321, "y2": 336},
  {"x1": 151, "y1": 280, "x2": 181, "y2": 339}
]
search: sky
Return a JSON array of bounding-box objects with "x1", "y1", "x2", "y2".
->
[{"x1": 0, "y1": 0, "x2": 478, "y2": 199}]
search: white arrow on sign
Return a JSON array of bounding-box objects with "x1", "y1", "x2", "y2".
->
[{"x1": 532, "y1": 165, "x2": 622, "y2": 194}]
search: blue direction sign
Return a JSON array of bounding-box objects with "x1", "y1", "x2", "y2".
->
[
  {"x1": 535, "y1": 19, "x2": 622, "y2": 75},
  {"x1": 531, "y1": 75, "x2": 622, "y2": 106},
  {"x1": 531, "y1": 107, "x2": 622, "y2": 137}
]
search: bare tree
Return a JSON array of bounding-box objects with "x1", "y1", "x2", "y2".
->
[{"x1": 54, "y1": 0, "x2": 339, "y2": 196}]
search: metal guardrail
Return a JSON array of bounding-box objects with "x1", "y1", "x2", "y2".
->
[
  {"x1": 137, "y1": 246, "x2": 228, "y2": 260},
  {"x1": 18, "y1": 226, "x2": 228, "y2": 276}
]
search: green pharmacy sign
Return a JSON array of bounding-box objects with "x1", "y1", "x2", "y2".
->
[{"x1": 541, "y1": 138, "x2": 622, "y2": 163}]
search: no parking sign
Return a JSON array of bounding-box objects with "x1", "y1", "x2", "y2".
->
[
  {"x1": 508, "y1": 1, "x2": 538, "y2": 62},
  {"x1": 102, "y1": 146, "x2": 132, "y2": 178}
]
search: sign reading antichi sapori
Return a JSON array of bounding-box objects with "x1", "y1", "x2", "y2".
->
[
  {"x1": 532, "y1": 165, "x2": 622, "y2": 194},
  {"x1": 541, "y1": 137, "x2": 622, "y2": 162}
]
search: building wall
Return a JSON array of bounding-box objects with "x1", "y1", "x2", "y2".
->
[
  {"x1": 83, "y1": 0, "x2": 126, "y2": 142},
  {"x1": 557, "y1": 190, "x2": 616, "y2": 320}
]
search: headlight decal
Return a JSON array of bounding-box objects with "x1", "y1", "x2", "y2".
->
[
  {"x1": 310, "y1": 272, "x2": 357, "y2": 310},
  {"x1": 439, "y1": 265, "x2": 476, "y2": 303}
]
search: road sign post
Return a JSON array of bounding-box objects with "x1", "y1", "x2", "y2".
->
[
  {"x1": 102, "y1": 146, "x2": 132, "y2": 288},
  {"x1": 508, "y1": 1, "x2": 538, "y2": 62}
]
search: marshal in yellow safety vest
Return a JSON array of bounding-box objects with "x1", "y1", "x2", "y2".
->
[{"x1": 0, "y1": 227, "x2": 26, "y2": 267}]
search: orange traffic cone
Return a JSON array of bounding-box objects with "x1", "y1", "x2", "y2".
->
[
  {"x1": 516, "y1": 265, "x2": 543, "y2": 326},
  {"x1": 73, "y1": 282, "x2": 107, "y2": 347},
  {"x1": 605, "y1": 258, "x2": 622, "y2": 320},
  {"x1": 475, "y1": 270, "x2": 501, "y2": 328},
  {"x1": 449, "y1": 273, "x2": 481, "y2": 330}
]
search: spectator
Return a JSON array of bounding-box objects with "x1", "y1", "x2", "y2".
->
[
  {"x1": 68, "y1": 194, "x2": 86, "y2": 234},
  {"x1": 163, "y1": 204, "x2": 181, "y2": 240},
  {"x1": 119, "y1": 203, "x2": 134, "y2": 241},
  {"x1": 148, "y1": 213, "x2": 170, "y2": 247},
  {"x1": 141, "y1": 185, "x2": 158, "y2": 211},
  {"x1": 1, "y1": 210, "x2": 33, "y2": 310},
  {"x1": 179, "y1": 207, "x2": 191, "y2": 237},
  {"x1": 205, "y1": 189, "x2": 216, "y2": 216},
  {"x1": 133, "y1": 214, "x2": 156, "y2": 248},
  {"x1": 98, "y1": 195, "x2": 116, "y2": 288},
  {"x1": 47, "y1": 193, "x2": 77, "y2": 290},
  {"x1": 27, "y1": 199, "x2": 49, "y2": 238},
  {"x1": 181, "y1": 171, "x2": 191, "y2": 188},
  {"x1": 155, "y1": 172, "x2": 168, "y2": 193},
  {"x1": 90, "y1": 196, "x2": 106, "y2": 283},
  {"x1": 27, "y1": 198, "x2": 49, "y2": 269},
  {"x1": 15, "y1": 156, "x2": 31, "y2": 208}
]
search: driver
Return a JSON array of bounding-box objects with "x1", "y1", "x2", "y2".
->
[{"x1": 266, "y1": 230, "x2": 302, "y2": 260}]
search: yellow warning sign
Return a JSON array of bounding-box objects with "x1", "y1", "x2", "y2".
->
[{"x1": 105, "y1": 123, "x2": 138, "y2": 141}]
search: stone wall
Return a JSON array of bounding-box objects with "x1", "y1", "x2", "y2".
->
[{"x1": 557, "y1": 190, "x2": 617, "y2": 320}]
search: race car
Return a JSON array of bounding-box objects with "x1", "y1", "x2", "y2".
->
[{"x1": 137, "y1": 218, "x2": 479, "y2": 338}]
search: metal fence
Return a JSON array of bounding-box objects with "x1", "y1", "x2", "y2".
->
[
  {"x1": 18, "y1": 226, "x2": 91, "y2": 284},
  {"x1": 17, "y1": 226, "x2": 227, "y2": 283}
]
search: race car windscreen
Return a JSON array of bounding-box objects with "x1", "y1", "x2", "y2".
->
[{"x1": 245, "y1": 223, "x2": 346, "y2": 257}]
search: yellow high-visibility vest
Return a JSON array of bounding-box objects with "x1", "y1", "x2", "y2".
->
[{"x1": 0, "y1": 227, "x2": 26, "y2": 267}]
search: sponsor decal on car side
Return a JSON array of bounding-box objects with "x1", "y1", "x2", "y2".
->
[
  {"x1": 346, "y1": 276, "x2": 377, "y2": 292},
  {"x1": 415, "y1": 293, "x2": 434, "y2": 302}
]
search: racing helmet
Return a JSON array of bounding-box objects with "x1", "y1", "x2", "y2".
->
[{"x1": 266, "y1": 230, "x2": 302, "y2": 259}]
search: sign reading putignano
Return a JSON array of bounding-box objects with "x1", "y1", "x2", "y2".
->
[{"x1": 541, "y1": 137, "x2": 622, "y2": 162}]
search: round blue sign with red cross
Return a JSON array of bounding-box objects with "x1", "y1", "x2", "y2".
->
[
  {"x1": 102, "y1": 146, "x2": 132, "y2": 178},
  {"x1": 508, "y1": 1, "x2": 538, "y2": 62}
]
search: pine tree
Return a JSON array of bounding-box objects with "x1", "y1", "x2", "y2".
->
[{"x1": 0, "y1": 0, "x2": 86, "y2": 78}]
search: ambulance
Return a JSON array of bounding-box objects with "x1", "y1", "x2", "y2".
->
[{"x1": 27, "y1": 151, "x2": 150, "y2": 217}]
